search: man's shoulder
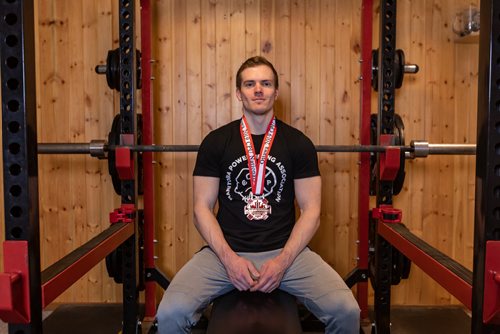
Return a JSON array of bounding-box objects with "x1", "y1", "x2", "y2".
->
[
  {"x1": 276, "y1": 119, "x2": 310, "y2": 140},
  {"x1": 201, "y1": 119, "x2": 240, "y2": 144},
  {"x1": 206, "y1": 119, "x2": 240, "y2": 137}
]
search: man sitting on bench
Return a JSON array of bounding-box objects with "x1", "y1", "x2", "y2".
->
[{"x1": 156, "y1": 56, "x2": 360, "y2": 334}]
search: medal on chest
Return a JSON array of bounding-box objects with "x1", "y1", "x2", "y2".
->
[
  {"x1": 240, "y1": 115, "x2": 277, "y2": 221},
  {"x1": 244, "y1": 193, "x2": 272, "y2": 220}
]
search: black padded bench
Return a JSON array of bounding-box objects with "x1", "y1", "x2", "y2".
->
[{"x1": 206, "y1": 289, "x2": 303, "y2": 334}]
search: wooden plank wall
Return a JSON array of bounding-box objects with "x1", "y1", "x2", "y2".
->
[
  {"x1": 0, "y1": 0, "x2": 479, "y2": 306},
  {"x1": 388, "y1": 0, "x2": 479, "y2": 305},
  {"x1": 36, "y1": 0, "x2": 121, "y2": 302}
]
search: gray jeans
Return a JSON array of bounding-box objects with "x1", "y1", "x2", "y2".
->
[{"x1": 156, "y1": 247, "x2": 360, "y2": 334}]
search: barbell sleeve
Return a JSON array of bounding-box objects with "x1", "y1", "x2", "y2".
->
[
  {"x1": 409, "y1": 140, "x2": 476, "y2": 158},
  {"x1": 428, "y1": 143, "x2": 476, "y2": 155},
  {"x1": 404, "y1": 64, "x2": 419, "y2": 74},
  {"x1": 95, "y1": 65, "x2": 107, "y2": 75},
  {"x1": 38, "y1": 143, "x2": 97, "y2": 154}
]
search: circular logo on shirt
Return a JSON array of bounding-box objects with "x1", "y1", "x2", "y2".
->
[
  {"x1": 225, "y1": 155, "x2": 287, "y2": 203},
  {"x1": 234, "y1": 167, "x2": 277, "y2": 200}
]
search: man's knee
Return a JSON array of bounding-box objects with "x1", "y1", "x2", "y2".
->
[
  {"x1": 316, "y1": 289, "x2": 360, "y2": 332},
  {"x1": 156, "y1": 291, "x2": 199, "y2": 333},
  {"x1": 330, "y1": 290, "x2": 360, "y2": 320},
  {"x1": 339, "y1": 295, "x2": 361, "y2": 325}
]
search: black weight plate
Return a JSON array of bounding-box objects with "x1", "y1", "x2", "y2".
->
[
  {"x1": 107, "y1": 114, "x2": 144, "y2": 196},
  {"x1": 369, "y1": 113, "x2": 406, "y2": 196}
]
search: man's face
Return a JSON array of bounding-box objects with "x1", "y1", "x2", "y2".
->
[{"x1": 236, "y1": 65, "x2": 278, "y2": 116}]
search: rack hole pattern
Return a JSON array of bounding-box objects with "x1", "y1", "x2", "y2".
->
[{"x1": 2, "y1": 1, "x2": 26, "y2": 241}]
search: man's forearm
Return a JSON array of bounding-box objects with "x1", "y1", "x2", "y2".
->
[
  {"x1": 277, "y1": 210, "x2": 320, "y2": 268},
  {"x1": 277, "y1": 176, "x2": 322, "y2": 269},
  {"x1": 193, "y1": 207, "x2": 237, "y2": 265}
]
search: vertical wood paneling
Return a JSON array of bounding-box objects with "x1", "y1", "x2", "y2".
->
[
  {"x1": 424, "y1": 0, "x2": 457, "y2": 305},
  {"x1": 154, "y1": 0, "x2": 175, "y2": 278},
  {"x1": 67, "y1": 0, "x2": 86, "y2": 302},
  {"x1": 304, "y1": 0, "x2": 320, "y2": 142},
  {"x1": 39, "y1": 0, "x2": 73, "y2": 302},
  {"x1": 449, "y1": 0, "x2": 478, "y2": 304},
  {"x1": 215, "y1": 0, "x2": 232, "y2": 127},
  {"x1": 260, "y1": 0, "x2": 275, "y2": 60},
  {"x1": 0, "y1": 0, "x2": 479, "y2": 307},
  {"x1": 392, "y1": 0, "x2": 420, "y2": 305},
  {"x1": 230, "y1": 0, "x2": 246, "y2": 120},
  {"x1": 34, "y1": 0, "x2": 120, "y2": 303},
  {"x1": 186, "y1": 0, "x2": 204, "y2": 256},
  {"x1": 290, "y1": 0, "x2": 306, "y2": 130},
  {"x1": 348, "y1": 0, "x2": 362, "y2": 278},
  {"x1": 274, "y1": 0, "x2": 291, "y2": 123},
  {"x1": 79, "y1": 0, "x2": 96, "y2": 303},
  {"x1": 93, "y1": 0, "x2": 121, "y2": 303},
  {"x1": 172, "y1": 0, "x2": 189, "y2": 271},
  {"x1": 315, "y1": 0, "x2": 336, "y2": 265},
  {"x1": 394, "y1": 0, "x2": 426, "y2": 305},
  {"x1": 332, "y1": 0, "x2": 356, "y2": 275},
  {"x1": 201, "y1": 0, "x2": 217, "y2": 135},
  {"x1": 245, "y1": 0, "x2": 260, "y2": 58}
]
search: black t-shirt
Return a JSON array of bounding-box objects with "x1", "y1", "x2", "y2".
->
[{"x1": 193, "y1": 118, "x2": 320, "y2": 252}]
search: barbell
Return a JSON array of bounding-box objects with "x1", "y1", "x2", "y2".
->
[
  {"x1": 37, "y1": 141, "x2": 476, "y2": 156},
  {"x1": 35, "y1": 113, "x2": 476, "y2": 196},
  {"x1": 37, "y1": 139, "x2": 475, "y2": 197}
]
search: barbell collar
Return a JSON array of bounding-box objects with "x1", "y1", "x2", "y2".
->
[
  {"x1": 90, "y1": 140, "x2": 107, "y2": 159},
  {"x1": 410, "y1": 140, "x2": 429, "y2": 158}
]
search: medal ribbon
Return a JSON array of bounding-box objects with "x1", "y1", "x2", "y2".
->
[{"x1": 240, "y1": 115, "x2": 277, "y2": 196}]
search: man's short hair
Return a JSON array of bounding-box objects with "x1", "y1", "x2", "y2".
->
[{"x1": 236, "y1": 56, "x2": 279, "y2": 90}]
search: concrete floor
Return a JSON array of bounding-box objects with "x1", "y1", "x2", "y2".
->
[{"x1": 0, "y1": 304, "x2": 472, "y2": 334}]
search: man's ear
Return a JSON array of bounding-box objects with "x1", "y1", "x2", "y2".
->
[
  {"x1": 236, "y1": 88, "x2": 242, "y2": 101},
  {"x1": 274, "y1": 89, "x2": 279, "y2": 100}
]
